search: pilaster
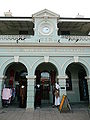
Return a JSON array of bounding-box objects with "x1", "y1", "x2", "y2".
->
[
  {"x1": 26, "y1": 75, "x2": 36, "y2": 109},
  {"x1": 86, "y1": 76, "x2": 90, "y2": 105},
  {"x1": 57, "y1": 75, "x2": 67, "y2": 98},
  {"x1": 0, "y1": 76, "x2": 5, "y2": 108}
]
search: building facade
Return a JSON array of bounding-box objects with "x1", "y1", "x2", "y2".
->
[{"x1": 0, "y1": 9, "x2": 90, "y2": 109}]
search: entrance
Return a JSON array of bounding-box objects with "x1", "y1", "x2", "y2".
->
[
  {"x1": 2, "y1": 62, "x2": 28, "y2": 108},
  {"x1": 66, "y1": 62, "x2": 89, "y2": 103},
  {"x1": 35, "y1": 62, "x2": 58, "y2": 107},
  {"x1": 41, "y1": 72, "x2": 50, "y2": 104}
]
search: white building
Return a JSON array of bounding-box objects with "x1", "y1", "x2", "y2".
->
[{"x1": 0, "y1": 9, "x2": 90, "y2": 109}]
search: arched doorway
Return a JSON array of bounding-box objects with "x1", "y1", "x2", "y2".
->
[
  {"x1": 35, "y1": 62, "x2": 58, "y2": 107},
  {"x1": 66, "y1": 62, "x2": 89, "y2": 103},
  {"x1": 2, "y1": 62, "x2": 28, "y2": 108}
]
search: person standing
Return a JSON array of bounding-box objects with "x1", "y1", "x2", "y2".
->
[
  {"x1": 35, "y1": 84, "x2": 41, "y2": 107},
  {"x1": 54, "y1": 83, "x2": 60, "y2": 107},
  {"x1": 52, "y1": 86, "x2": 55, "y2": 107},
  {"x1": 19, "y1": 85, "x2": 26, "y2": 108}
]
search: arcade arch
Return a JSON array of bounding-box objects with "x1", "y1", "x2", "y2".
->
[
  {"x1": 34, "y1": 62, "x2": 58, "y2": 107},
  {"x1": 2, "y1": 62, "x2": 28, "y2": 108},
  {"x1": 65, "y1": 62, "x2": 89, "y2": 103}
]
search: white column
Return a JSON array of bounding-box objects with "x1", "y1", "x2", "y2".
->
[
  {"x1": 0, "y1": 76, "x2": 5, "y2": 108},
  {"x1": 26, "y1": 75, "x2": 36, "y2": 110},
  {"x1": 57, "y1": 75, "x2": 67, "y2": 98}
]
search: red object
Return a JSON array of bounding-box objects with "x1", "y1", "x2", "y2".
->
[
  {"x1": 42, "y1": 79, "x2": 45, "y2": 85},
  {"x1": 9, "y1": 76, "x2": 14, "y2": 85},
  {"x1": 10, "y1": 69, "x2": 14, "y2": 76},
  {"x1": 51, "y1": 70, "x2": 56, "y2": 85},
  {"x1": 9, "y1": 69, "x2": 14, "y2": 86}
]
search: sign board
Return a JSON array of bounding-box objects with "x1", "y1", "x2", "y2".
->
[{"x1": 59, "y1": 95, "x2": 71, "y2": 112}]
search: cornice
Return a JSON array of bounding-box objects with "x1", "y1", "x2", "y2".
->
[
  {"x1": 0, "y1": 17, "x2": 33, "y2": 21},
  {"x1": 0, "y1": 43, "x2": 90, "y2": 47}
]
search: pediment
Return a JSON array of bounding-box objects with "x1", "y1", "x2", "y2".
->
[{"x1": 32, "y1": 9, "x2": 60, "y2": 18}]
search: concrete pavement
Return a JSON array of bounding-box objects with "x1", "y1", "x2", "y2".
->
[{"x1": 0, "y1": 105, "x2": 90, "y2": 120}]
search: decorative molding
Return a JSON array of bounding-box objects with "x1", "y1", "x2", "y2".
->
[
  {"x1": 74, "y1": 56, "x2": 79, "y2": 62},
  {"x1": 26, "y1": 75, "x2": 36, "y2": 80},
  {"x1": 44, "y1": 56, "x2": 49, "y2": 63},
  {"x1": 57, "y1": 75, "x2": 68, "y2": 79},
  {"x1": 14, "y1": 56, "x2": 19, "y2": 62},
  {"x1": 32, "y1": 9, "x2": 60, "y2": 18}
]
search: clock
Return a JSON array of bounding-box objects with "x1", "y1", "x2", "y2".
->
[
  {"x1": 42, "y1": 26, "x2": 50, "y2": 34},
  {"x1": 38, "y1": 21, "x2": 53, "y2": 35}
]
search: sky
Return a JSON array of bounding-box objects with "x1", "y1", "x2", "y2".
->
[{"x1": 0, "y1": 0, "x2": 90, "y2": 18}]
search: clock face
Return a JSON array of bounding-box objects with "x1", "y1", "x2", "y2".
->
[
  {"x1": 42, "y1": 26, "x2": 50, "y2": 34},
  {"x1": 38, "y1": 21, "x2": 53, "y2": 35}
]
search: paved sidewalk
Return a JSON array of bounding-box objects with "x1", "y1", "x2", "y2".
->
[{"x1": 0, "y1": 106, "x2": 90, "y2": 120}]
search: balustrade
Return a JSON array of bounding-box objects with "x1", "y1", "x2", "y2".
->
[
  {"x1": 0, "y1": 35, "x2": 90, "y2": 44},
  {"x1": 61, "y1": 35, "x2": 90, "y2": 43}
]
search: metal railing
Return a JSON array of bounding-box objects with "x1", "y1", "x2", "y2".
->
[
  {"x1": 60, "y1": 35, "x2": 90, "y2": 43},
  {"x1": 0, "y1": 35, "x2": 90, "y2": 43},
  {"x1": 0, "y1": 35, "x2": 30, "y2": 40}
]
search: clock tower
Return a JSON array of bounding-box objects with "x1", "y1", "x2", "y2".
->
[{"x1": 32, "y1": 9, "x2": 60, "y2": 37}]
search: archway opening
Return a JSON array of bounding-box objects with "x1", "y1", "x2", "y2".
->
[
  {"x1": 2, "y1": 62, "x2": 28, "y2": 108},
  {"x1": 35, "y1": 62, "x2": 58, "y2": 108},
  {"x1": 65, "y1": 62, "x2": 89, "y2": 103}
]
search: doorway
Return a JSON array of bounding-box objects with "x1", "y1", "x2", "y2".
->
[
  {"x1": 3, "y1": 62, "x2": 28, "y2": 108},
  {"x1": 66, "y1": 62, "x2": 89, "y2": 103},
  {"x1": 41, "y1": 71, "x2": 50, "y2": 104},
  {"x1": 35, "y1": 62, "x2": 58, "y2": 107}
]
